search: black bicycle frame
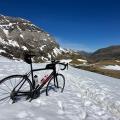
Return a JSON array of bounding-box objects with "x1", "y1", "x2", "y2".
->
[
  {"x1": 28, "y1": 62, "x2": 57, "y2": 89},
  {"x1": 9, "y1": 56, "x2": 67, "y2": 102}
]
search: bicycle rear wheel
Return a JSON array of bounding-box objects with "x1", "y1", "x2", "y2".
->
[
  {"x1": 46, "y1": 74, "x2": 65, "y2": 96},
  {"x1": 0, "y1": 75, "x2": 32, "y2": 104}
]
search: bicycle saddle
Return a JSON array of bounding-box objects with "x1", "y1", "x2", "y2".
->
[{"x1": 24, "y1": 53, "x2": 35, "y2": 64}]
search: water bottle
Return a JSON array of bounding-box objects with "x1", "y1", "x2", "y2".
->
[{"x1": 33, "y1": 75, "x2": 38, "y2": 87}]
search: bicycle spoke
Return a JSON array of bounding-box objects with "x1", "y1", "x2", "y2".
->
[
  {"x1": 0, "y1": 92, "x2": 9, "y2": 96},
  {"x1": 0, "y1": 96, "x2": 11, "y2": 104},
  {"x1": 0, "y1": 87, "x2": 10, "y2": 93},
  {"x1": 9, "y1": 79, "x2": 14, "y2": 88},
  {"x1": 0, "y1": 96, "x2": 10, "y2": 102},
  {"x1": 16, "y1": 80, "x2": 27, "y2": 92},
  {"x1": 14, "y1": 77, "x2": 17, "y2": 88},
  {"x1": 3, "y1": 83, "x2": 11, "y2": 91},
  {"x1": 13, "y1": 77, "x2": 21, "y2": 88},
  {"x1": 14, "y1": 79, "x2": 25, "y2": 91},
  {"x1": 5, "y1": 98, "x2": 11, "y2": 104}
]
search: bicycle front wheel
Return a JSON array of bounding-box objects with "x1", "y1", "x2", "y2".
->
[
  {"x1": 46, "y1": 74, "x2": 65, "y2": 96},
  {"x1": 0, "y1": 75, "x2": 32, "y2": 104}
]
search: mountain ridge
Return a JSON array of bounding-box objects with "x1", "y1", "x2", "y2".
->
[
  {"x1": 89, "y1": 45, "x2": 120, "y2": 63},
  {"x1": 0, "y1": 14, "x2": 84, "y2": 62}
]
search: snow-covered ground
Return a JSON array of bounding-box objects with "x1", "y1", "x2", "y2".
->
[
  {"x1": 102, "y1": 65, "x2": 120, "y2": 70},
  {"x1": 0, "y1": 57, "x2": 120, "y2": 120}
]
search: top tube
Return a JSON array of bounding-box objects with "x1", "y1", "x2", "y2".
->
[{"x1": 33, "y1": 68, "x2": 52, "y2": 72}]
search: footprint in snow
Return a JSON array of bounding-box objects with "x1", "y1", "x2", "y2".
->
[
  {"x1": 16, "y1": 111, "x2": 28, "y2": 119},
  {"x1": 76, "y1": 93, "x2": 81, "y2": 98},
  {"x1": 84, "y1": 100, "x2": 92, "y2": 107},
  {"x1": 16, "y1": 111, "x2": 35, "y2": 119},
  {"x1": 32, "y1": 99, "x2": 46, "y2": 107},
  {"x1": 69, "y1": 100, "x2": 75, "y2": 103},
  {"x1": 35, "y1": 117, "x2": 46, "y2": 120},
  {"x1": 57, "y1": 101, "x2": 65, "y2": 115}
]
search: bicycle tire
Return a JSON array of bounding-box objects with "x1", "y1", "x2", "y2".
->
[
  {"x1": 46, "y1": 74, "x2": 65, "y2": 96},
  {"x1": 0, "y1": 75, "x2": 32, "y2": 104}
]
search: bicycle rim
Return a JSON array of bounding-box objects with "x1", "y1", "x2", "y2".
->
[{"x1": 0, "y1": 75, "x2": 32, "y2": 104}]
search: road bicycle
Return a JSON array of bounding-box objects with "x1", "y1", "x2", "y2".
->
[{"x1": 0, "y1": 53, "x2": 68, "y2": 104}]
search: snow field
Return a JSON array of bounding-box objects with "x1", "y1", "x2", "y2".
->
[
  {"x1": 0, "y1": 57, "x2": 120, "y2": 119},
  {"x1": 102, "y1": 65, "x2": 120, "y2": 70}
]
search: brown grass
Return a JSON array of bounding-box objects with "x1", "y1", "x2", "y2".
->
[
  {"x1": 74, "y1": 65, "x2": 120, "y2": 79},
  {"x1": 70, "y1": 59, "x2": 84, "y2": 65},
  {"x1": 94, "y1": 60, "x2": 120, "y2": 66}
]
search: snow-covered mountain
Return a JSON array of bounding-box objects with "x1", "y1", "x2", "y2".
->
[
  {"x1": 0, "y1": 14, "x2": 83, "y2": 62},
  {"x1": 0, "y1": 56, "x2": 120, "y2": 120}
]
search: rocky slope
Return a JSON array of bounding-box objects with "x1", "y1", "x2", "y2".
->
[{"x1": 0, "y1": 14, "x2": 83, "y2": 62}]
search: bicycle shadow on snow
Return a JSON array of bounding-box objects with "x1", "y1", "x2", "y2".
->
[{"x1": 13, "y1": 85, "x2": 57, "y2": 103}]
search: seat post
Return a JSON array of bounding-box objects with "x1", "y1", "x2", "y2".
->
[{"x1": 30, "y1": 58, "x2": 35, "y2": 88}]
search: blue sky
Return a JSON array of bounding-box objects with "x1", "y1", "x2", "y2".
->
[{"x1": 0, "y1": 0, "x2": 120, "y2": 52}]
